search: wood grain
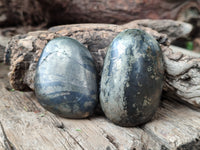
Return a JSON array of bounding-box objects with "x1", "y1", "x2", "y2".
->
[{"x1": 0, "y1": 64, "x2": 200, "y2": 150}]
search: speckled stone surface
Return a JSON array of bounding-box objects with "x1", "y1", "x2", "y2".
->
[
  {"x1": 34, "y1": 37, "x2": 97, "y2": 118},
  {"x1": 100, "y1": 29, "x2": 164, "y2": 127}
]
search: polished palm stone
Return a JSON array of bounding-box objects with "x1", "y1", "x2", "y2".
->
[
  {"x1": 34, "y1": 37, "x2": 97, "y2": 118},
  {"x1": 100, "y1": 29, "x2": 164, "y2": 127}
]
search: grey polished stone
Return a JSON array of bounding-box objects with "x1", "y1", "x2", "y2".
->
[
  {"x1": 100, "y1": 29, "x2": 164, "y2": 127},
  {"x1": 35, "y1": 37, "x2": 97, "y2": 118}
]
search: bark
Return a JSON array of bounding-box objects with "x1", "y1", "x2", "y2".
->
[
  {"x1": 194, "y1": 38, "x2": 200, "y2": 53},
  {"x1": 0, "y1": 0, "x2": 199, "y2": 26},
  {"x1": 0, "y1": 26, "x2": 47, "y2": 63},
  {"x1": 39, "y1": 0, "x2": 200, "y2": 25},
  {"x1": 0, "y1": 0, "x2": 46, "y2": 27},
  {"x1": 5, "y1": 19, "x2": 200, "y2": 109}
]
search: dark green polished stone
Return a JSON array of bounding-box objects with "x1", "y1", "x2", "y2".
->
[
  {"x1": 100, "y1": 29, "x2": 164, "y2": 127},
  {"x1": 34, "y1": 37, "x2": 97, "y2": 118}
]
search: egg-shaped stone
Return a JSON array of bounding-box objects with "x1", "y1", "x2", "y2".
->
[
  {"x1": 34, "y1": 37, "x2": 97, "y2": 118},
  {"x1": 100, "y1": 29, "x2": 164, "y2": 127}
]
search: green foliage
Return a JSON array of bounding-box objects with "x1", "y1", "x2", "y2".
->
[
  {"x1": 10, "y1": 89, "x2": 15, "y2": 92},
  {"x1": 186, "y1": 41, "x2": 193, "y2": 50},
  {"x1": 39, "y1": 113, "x2": 45, "y2": 117}
]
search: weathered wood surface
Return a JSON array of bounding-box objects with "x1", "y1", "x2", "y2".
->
[
  {"x1": 0, "y1": 26, "x2": 46, "y2": 63},
  {"x1": 0, "y1": 33, "x2": 10, "y2": 62},
  {"x1": 5, "y1": 20, "x2": 200, "y2": 109},
  {"x1": 0, "y1": 0, "x2": 199, "y2": 26},
  {"x1": 0, "y1": 64, "x2": 200, "y2": 150},
  {"x1": 0, "y1": 45, "x2": 4, "y2": 62},
  {"x1": 0, "y1": 26, "x2": 35, "y2": 63},
  {"x1": 163, "y1": 45, "x2": 200, "y2": 109},
  {"x1": 132, "y1": 20, "x2": 193, "y2": 41},
  {"x1": 194, "y1": 38, "x2": 200, "y2": 53}
]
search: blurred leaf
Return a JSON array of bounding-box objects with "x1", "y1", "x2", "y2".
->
[
  {"x1": 10, "y1": 89, "x2": 15, "y2": 92},
  {"x1": 23, "y1": 106, "x2": 28, "y2": 112},
  {"x1": 186, "y1": 41, "x2": 193, "y2": 50},
  {"x1": 76, "y1": 129, "x2": 81, "y2": 131},
  {"x1": 39, "y1": 113, "x2": 45, "y2": 117}
]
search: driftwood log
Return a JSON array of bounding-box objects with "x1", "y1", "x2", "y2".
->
[
  {"x1": 0, "y1": 26, "x2": 49, "y2": 62},
  {"x1": 0, "y1": 0, "x2": 199, "y2": 27},
  {"x1": 0, "y1": 64, "x2": 200, "y2": 150},
  {"x1": 5, "y1": 19, "x2": 200, "y2": 110}
]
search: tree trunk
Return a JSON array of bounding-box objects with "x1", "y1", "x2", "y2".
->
[
  {"x1": 5, "y1": 19, "x2": 200, "y2": 109},
  {"x1": 0, "y1": 0, "x2": 199, "y2": 27}
]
